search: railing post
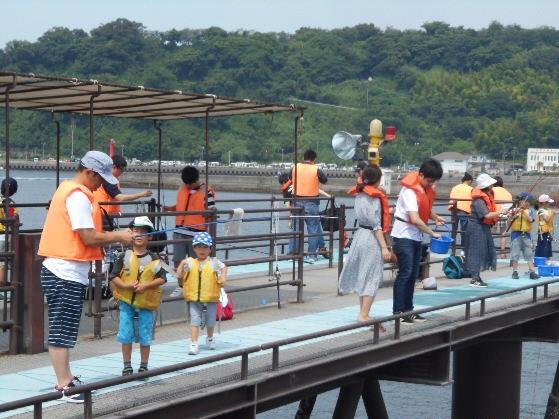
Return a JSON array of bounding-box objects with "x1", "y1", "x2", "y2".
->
[
  {"x1": 450, "y1": 206, "x2": 458, "y2": 256},
  {"x1": 268, "y1": 196, "x2": 275, "y2": 276},
  {"x1": 241, "y1": 353, "x2": 249, "y2": 380},
  {"x1": 93, "y1": 260, "x2": 104, "y2": 339},
  {"x1": 328, "y1": 196, "x2": 335, "y2": 268},
  {"x1": 296, "y1": 205, "x2": 305, "y2": 303},
  {"x1": 337, "y1": 204, "x2": 346, "y2": 295},
  {"x1": 209, "y1": 207, "x2": 218, "y2": 257},
  {"x1": 9, "y1": 215, "x2": 21, "y2": 354}
]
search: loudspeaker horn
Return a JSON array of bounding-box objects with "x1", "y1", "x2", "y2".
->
[{"x1": 331, "y1": 131, "x2": 364, "y2": 160}]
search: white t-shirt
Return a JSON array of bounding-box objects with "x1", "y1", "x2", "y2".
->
[
  {"x1": 43, "y1": 190, "x2": 95, "y2": 285},
  {"x1": 391, "y1": 187, "x2": 423, "y2": 242}
]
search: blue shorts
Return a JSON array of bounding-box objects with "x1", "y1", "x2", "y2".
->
[
  {"x1": 117, "y1": 301, "x2": 155, "y2": 346},
  {"x1": 189, "y1": 302, "x2": 217, "y2": 328}
]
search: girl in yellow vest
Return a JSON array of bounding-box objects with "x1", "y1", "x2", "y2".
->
[
  {"x1": 110, "y1": 216, "x2": 167, "y2": 375},
  {"x1": 177, "y1": 232, "x2": 227, "y2": 355},
  {"x1": 509, "y1": 193, "x2": 539, "y2": 280},
  {"x1": 535, "y1": 194, "x2": 557, "y2": 260}
]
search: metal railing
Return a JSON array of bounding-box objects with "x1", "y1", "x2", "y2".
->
[
  {"x1": 0, "y1": 215, "x2": 19, "y2": 354},
  {"x1": 1, "y1": 276, "x2": 557, "y2": 418}
]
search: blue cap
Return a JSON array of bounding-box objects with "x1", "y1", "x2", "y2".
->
[
  {"x1": 80, "y1": 151, "x2": 118, "y2": 185},
  {"x1": 517, "y1": 192, "x2": 535, "y2": 201},
  {"x1": 192, "y1": 232, "x2": 213, "y2": 247}
]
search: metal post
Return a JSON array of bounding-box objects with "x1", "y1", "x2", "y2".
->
[
  {"x1": 93, "y1": 260, "x2": 103, "y2": 339},
  {"x1": 545, "y1": 360, "x2": 559, "y2": 418},
  {"x1": 204, "y1": 100, "x2": 215, "y2": 207},
  {"x1": 297, "y1": 205, "x2": 304, "y2": 303},
  {"x1": 89, "y1": 97, "x2": 94, "y2": 150},
  {"x1": 337, "y1": 204, "x2": 346, "y2": 294},
  {"x1": 268, "y1": 196, "x2": 275, "y2": 276},
  {"x1": 209, "y1": 207, "x2": 217, "y2": 258},
  {"x1": 154, "y1": 121, "x2": 162, "y2": 207},
  {"x1": 9, "y1": 215, "x2": 20, "y2": 354},
  {"x1": 450, "y1": 206, "x2": 458, "y2": 255},
  {"x1": 328, "y1": 196, "x2": 335, "y2": 268},
  {"x1": 294, "y1": 396, "x2": 317, "y2": 419},
  {"x1": 452, "y1": 340, "x2": 522, "y2": 419},
  {"x1": 333, "y1": 380, "x2": 364, "y2": 419},
  {"x1": 53, "y1": 115, "x2": 61, "y2": 188},
  {"x1": 361, "y1": 376, "x2": 389, "y2": 419}
]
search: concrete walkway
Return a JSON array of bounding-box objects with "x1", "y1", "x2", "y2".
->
[{"x1": 0, "y1": 254, "x2": 553, "y2": 417}]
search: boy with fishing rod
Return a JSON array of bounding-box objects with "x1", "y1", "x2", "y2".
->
[
  {"x1": 110, "y1": 216, "x2": 167, "y2": 375},
  {"x1": 176, "y1": 232, "x2": 227, "y2": 355},
  {"x1": 535, "y1": 194, "x2": 558, "y2": 261}
]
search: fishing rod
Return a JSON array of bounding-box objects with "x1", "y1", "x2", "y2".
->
[
  {"x1": 504, "y1": 174, "x2": 548, "y2": 233},
  {"x1": 136, "y1": 216, "x2": 282, "y2": 237}
]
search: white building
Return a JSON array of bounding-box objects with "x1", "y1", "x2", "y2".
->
[
  {"x1": 432, "y1": 152, "x2": 469, "y2": 174},
  {"x1": 527, "y1": 148, "x2": 559, "y2": 172}
]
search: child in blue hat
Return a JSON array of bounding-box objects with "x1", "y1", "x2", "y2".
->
[
  {"x1": 176, "y1": 232, "x2": 227, "y2": 355},
  {"x1": 509, "y1": 192, "x2": 540, "y2": 280}
]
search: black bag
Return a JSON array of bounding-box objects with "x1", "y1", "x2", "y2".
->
[{"x1": 320, "y1": 201, "x2": 341, "y2": 232}]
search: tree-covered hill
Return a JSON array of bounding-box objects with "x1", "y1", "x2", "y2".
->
[{"x1": 1, "y1": 19, "x2": 559, "y2": 166}]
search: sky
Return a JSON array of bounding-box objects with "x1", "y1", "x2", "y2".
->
[{"x1": 2, "y1": 0, "x2": 558, "y2": 47}]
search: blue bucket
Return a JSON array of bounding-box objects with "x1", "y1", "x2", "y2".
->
[
  {"x1": 430, "y1": 225, "x2": 454, "y2": 254},
  {"x1": 553, "y1": 266, "x2": 559, "y2": 276},
  {"x1": 539, "y1": 265, "x2": 554, "y2": 277},
  {"x1": 534, "y1": 257, "x2": 548, "y2": 267}
]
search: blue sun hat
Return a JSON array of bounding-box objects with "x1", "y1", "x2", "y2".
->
[{"x1": 192, "y1": 231, "x2": 213, "y2": 247}]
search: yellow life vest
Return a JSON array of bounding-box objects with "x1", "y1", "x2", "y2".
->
[
  {"x1": 182, "y1": 257, "x2": 221, "y2": 303},
  {"x1": 112, "y1": 250, "x2": 163, "y2": 311},
  {"x1": 0, "y1": 199, "x2": 18, "y2": 233},
  {"x1": 537, "y1": 208, "x2": 554, "y2": 234},
  {"x1": 510, "y1": 209, "x2": 534, "y2": 233},
  {"x1": 449, "y1": 183, "x2": 472, "y2": 214}
]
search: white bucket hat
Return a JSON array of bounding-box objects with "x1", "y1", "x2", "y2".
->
[
  {"x1": 539, "y1": 194, "x2": 555, "y2": 204},
  {"x1": 476, "y1": 173, "x2": 497, "y2": 190}
]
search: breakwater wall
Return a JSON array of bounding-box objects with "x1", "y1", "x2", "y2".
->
[{"x1": 8, "y1": 161, "x2": 559, "y2": 197}]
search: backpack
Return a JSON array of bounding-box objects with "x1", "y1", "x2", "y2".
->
[{"x1": 443, "y1": 255, "x2": 465, "y2": 279}]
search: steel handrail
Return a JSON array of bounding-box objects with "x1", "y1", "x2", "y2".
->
[{"x1": 1, "y1": 277, "x2": 556, "y2": 416}]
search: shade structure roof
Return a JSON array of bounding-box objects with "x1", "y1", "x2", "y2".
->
[{"x1": 0, "y1": 72, "x2": 303, "y2": 120}]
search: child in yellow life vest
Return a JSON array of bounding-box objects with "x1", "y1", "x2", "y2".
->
[
  {"x1": 509, "y1": 193, "x2": 540, "y2": 280},
  {"x1": 176, "y1": 232, "x2": 227, "y2": 355},
  {"x1": 535, "y1": 194, "x2": 557, "y2": 260},
  {"x1": 110, "y1": 216, "x2": 167, "y2": 375}
]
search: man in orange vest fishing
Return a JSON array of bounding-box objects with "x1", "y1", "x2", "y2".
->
[
  {"x1": 38, "y1": 151, "x2": 134, "y2": 403},
  {"x1": 448, "y1": 172, "x2": 473, "y2": 248},
  {"x1": 164, "y1": 165, "x2": 216, "y2": 269},
  {"x1": 92, "y1": 154, "x2": 152, "y2": 215},
  {"x1": 289, "y1": 149, "x2": 328, "y2": 263},
  {"x1": 391, "y1": 158, "x2": 445, "y2": 324}
]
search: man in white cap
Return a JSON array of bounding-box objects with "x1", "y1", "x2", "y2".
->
[
  {"x1": 38, "y1": 150, "x2": 134, "y2": 403},
  {"x1": 535, "y1": 194, "x2": 557, "y2": 261}
]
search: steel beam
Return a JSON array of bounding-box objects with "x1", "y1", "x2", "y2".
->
[
  {"x1": 361, "y1": 376, "x2": 388, "y2": 419},
  {"x1": 452, "y1": 340, "x2": 522, "y2": 419},
  {"x1": 545, "y1": 360, "x2": 559, "y2": 419},
  {"x1": 294, "y1": 396, "x2": 317, "y2": 419},
  {"x1": 332, "y1": 380, "x2": 364, "y2": 419}
]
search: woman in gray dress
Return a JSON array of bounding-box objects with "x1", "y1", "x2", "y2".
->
[
  {"x1": 339, "y1": 165, "x2": 392, "y2": 322},
  {"x1": 464, "y1": 173, "x2": 504, "y2": 287}
]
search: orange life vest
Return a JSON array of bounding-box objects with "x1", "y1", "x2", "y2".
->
[
  {"x1": 471, "y1": 188, "x2": 497, "y2": 225},
  {"x1": 449, "y1": 183, "x2": 472, "y2": 214},
  {"x1": 93, "y1": 182, "x2": 121, "y2": 214},
  {"x1": 175, "y1": 184, "x2": 215, "y2": 229},
  {"x1": 492, "y1": 186, "x2": 512, "y2": 213},
  {"x1": 399, "y1": 172, "x2": 436, "y2": 224},
  {"x1": 361, "y1": 185, "x2": 392, "y2": 233},
  {"x1": 38, "y1": 180, "x2": 104, "y2": 261},
  {"x1": 292, "y1": 163, "x2": 320, "y2": 197}
]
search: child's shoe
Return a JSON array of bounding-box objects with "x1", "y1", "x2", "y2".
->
[
  {"x1": 512, "y1": 271, "x2": 519, "y2": 279},
  {"x1": 206, "y1": 336, "x2": 216, "y2": 350},
  {"x1": 138, "y1": 365, "x2": 148, "y2": 373},
  {"x1": 188, "y1": 342, "x2": 199, "y2": 355},
  {"x1": 529, "y1": 271, "x2": 540, "y2": 280},
  {"x1": 122, "y1": 366, "x2": 133, "y2": 376}
]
